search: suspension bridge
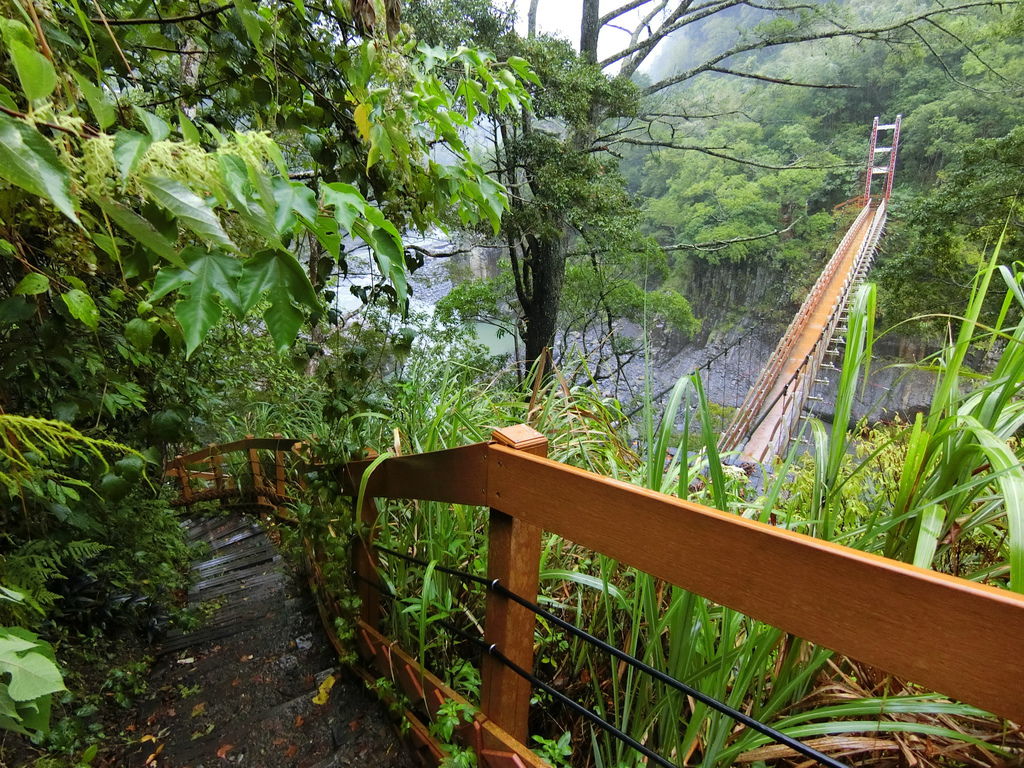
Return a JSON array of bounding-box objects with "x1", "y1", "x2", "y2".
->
[{"x1": 717, "y1": 116, "x2": 902, "y2": 463}]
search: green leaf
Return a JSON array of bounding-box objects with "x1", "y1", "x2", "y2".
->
[
  {"x1": 363, "y1": 226, "x2": 407, "y2": 299},
  {"x1": 0, "y1": 113, "x2": 79, "y2": 224},
  {"x1": 113, "y1": 130, "x2": 152, "y2": 180},
  {"x1": 92, "y1": 195, "x2": 184, "y2": 268},
  {"x1": 476, "y1": 174, "x2": 506, "y2": 234},
  {"x1": 149, "y1": 266, "x2": 191, "y2": 303},
  {"x1": 124, "y1": 317, "x2": 158, "y2": 351},
  {"x1": 272, "y1": 177, "x2": 318, "y2": 234},
  {"x1": 171, "y1": 250, "x2": 243, "y2": 356},
  {"x1": 0, "y1": 685, "x2": 18, "y2": 720},
  {"x1": 0, "y1": 296, "x2": 34, "y2": 324},
  {"x1": 234, "y1": 0, "x2": 264, "y2": 52},
  {"x1": 72, "y1": 72, "x2": 115, "y2": 130},
  {"x1": 358, "y1": 207, "x2": 407, "y2": 298},
  {"x1": 142, "y1": 177, "x2": 235, "y2": 250},
  {"x1": 0, "y1": 635, "x2": 38, "y2": 657},
  {"x1": 178, "y1": 110, "x2": 201, "y2": 143},
  {"x1": 263, "y1": 288, "x2": 304, "y2": 351},
  {"x1": 0, "y1": 630, "x2": 65, "y2": 702},
  {"x1": 0, "y1": 19, "x2": 34, "y2": 49},
  {"x1": 61, "y1": 289, "x2": 99, "y2": 330},
  {"x1": 98, "y1": 472, "x2": 130, "y2": 501},
  {"x1": 238, "y1": 250, "x2": 318, "y2": 313},
  {"x1": 7, "y1": 39, "x2": 55, "y2": 103},
  {"x1": 12, "y1": 273, "x2": 48, "y2": 295},
  {"x1": 322, "y1": 182, "x2": 366, "y2": 235},
  {"x1": 133, "y1": 107, "x2": 170, "y2": 141},
  {"x1": 311, "y1": 215, "x2": 340, "y2": 261}
]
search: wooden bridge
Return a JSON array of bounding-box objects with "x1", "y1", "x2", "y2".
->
[
  {"x1": 718, "y1": 117, "x2": 902, "y2": 463},
  {"x1": 167, "y1": 427, "x2": 1024, "y2": 767}
]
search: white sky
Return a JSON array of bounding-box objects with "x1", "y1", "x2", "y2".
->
[{"x1": 512, "y1": 0, "x2": 653, "y2": 66}]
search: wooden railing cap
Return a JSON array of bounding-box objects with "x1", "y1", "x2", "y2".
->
[{"x1": 491, "y1": 424, "x2": 547, "y2": 451}]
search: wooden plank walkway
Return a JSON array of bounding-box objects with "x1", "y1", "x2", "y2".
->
[{"x1": 128, "y1": 514, "x2": 416, "y2": 768}]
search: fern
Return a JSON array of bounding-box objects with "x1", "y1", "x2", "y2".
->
[
  {"x1": 0, "y1": 540, "x2": 111, "y2": 623},
  {"x1": 0, "y1": 414, "x2": 135, "y2": 498}
]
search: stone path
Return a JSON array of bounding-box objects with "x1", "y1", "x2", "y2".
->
[{"x1": 128, "y1": 514, "x2": 417, "y2": 768}]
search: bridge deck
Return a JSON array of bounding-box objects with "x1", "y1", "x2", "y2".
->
[{"x1": 741, "y1": 207, "x2": 877, "y2": 462}]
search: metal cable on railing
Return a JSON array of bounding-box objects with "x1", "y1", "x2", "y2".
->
[{"x1": 369, "y1": 545, "x2": 851, "y2": 768}]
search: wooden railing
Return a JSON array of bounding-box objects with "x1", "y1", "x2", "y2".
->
[
  {"x1": 345, "y1": 424, "x2": 1024, "y2": 743},
  {"x1": 168, "y1": 428, "x2": 1024, "y2": 764},
  {"x1": 164, "y1": 435, "x2": 303, "y2": 510}
]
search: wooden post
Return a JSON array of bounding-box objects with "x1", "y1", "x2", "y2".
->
[
  {"x1": 273, "y1": 432, "x2": 287, "y2": 497},
  {"x1": 209, "y1": 444, "x2": 225, "y2": 493},
  {"x1": 355, "y1": 495, "x2": 383, "y2": 632},
  {"x1": 480, "y1": 425, "x2": 547, "y2": 747},
  {"x1": 352, "y1": 449, "x2": 382, "y2": 633},
  {"x1": 174, "y1": 455, "x2": 192, "y2": 504},
  {"x1": 245, "y1": 434, "x2": 265, "y2": 502}
]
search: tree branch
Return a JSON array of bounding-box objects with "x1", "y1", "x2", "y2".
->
[
  {"x1": 663, "y1": 219, "x2": 800, "y2": 252},
  {"x1": 621, "y1": 0, "x2": 747, "y2": 77},
  {"x1": 706, "y1": 65, "x2": 858, "y2": 89},
  {"x1": 639, "y1": 0, "x2": 1016, "y2": 96},
  {"x1": 600, "y1": 0, "x2": 742, "y2": 72},
  {"x1": 90, "y1": 3, "x2": 234, "y2": 26},
  {"x1": 0, "y1": 105, "x2": 98, "y2": 138},
  {"x1": 599, "y1": 0, "x2": 659, "y2": 27},
  {"x1": 614, "y1": 137, "x2": 853, "y2": 170}
]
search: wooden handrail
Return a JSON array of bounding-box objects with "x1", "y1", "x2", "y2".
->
[
  {"x1": 165, "y1": 437, "x2": 303, "y2": 470},
  {"x1": 343, "y1": 433, "x2": 1024, "y2": 725}
]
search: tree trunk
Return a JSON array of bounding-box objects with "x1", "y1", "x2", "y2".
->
[
  {"x1": 579, "y1": 0, "x2": 600, "y2": 63},
  {"x1": 520, "y1": 233, "x2": 569, "y2": 371}
]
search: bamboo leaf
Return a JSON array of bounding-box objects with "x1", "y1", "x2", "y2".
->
[
  {"x1": 912, "y1": 505, "x2": 945, "y2": 569},
  {"x1": 959, "y1": 415, "x2": 1024, "y2": 592}
]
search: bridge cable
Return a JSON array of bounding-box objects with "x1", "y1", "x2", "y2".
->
[{"x1": 370, "y1": 544, "x2": 851, "y2": 768}]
